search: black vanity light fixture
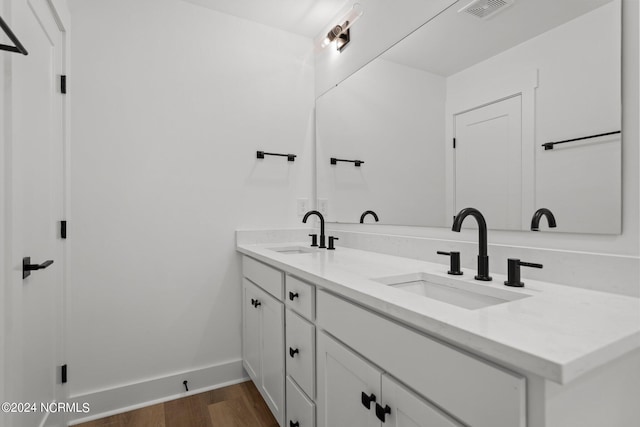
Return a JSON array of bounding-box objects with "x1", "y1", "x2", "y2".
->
[
  {"x1": 331, "y1": 157, "x2": 364, "y2": 167},
  {"x1": 320, "y1": 3, "x2": 363, "y2": 52},
  {"x1": 0, "y1": 15, "x2": 28, "y2": 55},
  {"x1": 257, "y1": 151, "x2": 296, "y2": 162}
]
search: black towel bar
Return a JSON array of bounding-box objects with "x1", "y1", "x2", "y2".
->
[
  {"x1": 542, "y1": 130, "x2": 620, "y2": 150},
  {"x1": 257, "y1": 151, "x2": 296, "y2": 161}
]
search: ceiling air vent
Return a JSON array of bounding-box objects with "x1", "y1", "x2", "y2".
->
[{"x1": 458, "y1": 0, "x2": 515, "y2": 20}]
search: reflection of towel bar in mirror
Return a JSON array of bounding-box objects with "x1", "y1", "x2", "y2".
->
[
  {"x1": 256, "y1": 151, "x2": 296, "y2": 162},
  {"x1": 0, "y1": 15, "x2": 28, "y2": 55},
  {"x1": 542, "y1": 130, "x2": 621, "y2": 150},
  {"x1": 331, "y1": 157, "x2": 364, "y2": 167}
]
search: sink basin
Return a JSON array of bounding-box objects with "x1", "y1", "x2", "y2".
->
[
  {"x1": 373, "y1": 272, "x2": 530, "y2": 310},
  {"x1": 268, "y1": 246, "x2": 318, "y2": 255}
]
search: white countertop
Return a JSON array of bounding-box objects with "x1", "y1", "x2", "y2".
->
[{"x1": 237, "y1": 242, "x2": 640, "y2": 385}]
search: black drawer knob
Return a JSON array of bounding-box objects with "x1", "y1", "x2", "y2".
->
[
  {"x1": 289, "y1": 291, "x2": 299, "y2": 301},
  {"x1": 361, "y1": 392, "x2": 376, "y2": 410},
  {"x1": 290, "y1": 421, "x2": 300, "y2": 427},
  {"x1": 289, "y1": 347, "x2": 299, "y2": 358},
  {"x1": 376, "y1": 403, "x2": 391, "y2": 422}
]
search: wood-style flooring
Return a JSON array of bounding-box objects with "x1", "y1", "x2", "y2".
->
[{"x1": 74, "y1": 380, "x2": 278, "y2": 427}]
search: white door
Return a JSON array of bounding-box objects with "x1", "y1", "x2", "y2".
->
[
  {"x1": 382, "y1": 375, "x2": 462, "y2": 427},
  {"x1": 454, "y1": 95, "x2": 522, "y2": 230},
  {"x1": 317, "y1": 332, "x2": 380, "y2": 427},
  {"x1": 3, "y1": 0, "x2": 65, "y2": 426}
]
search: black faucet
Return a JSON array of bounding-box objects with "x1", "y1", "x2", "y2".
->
[
  {"x1": 303, "y1": 210, "x2": 326, "y2": 248},
  {"x1": 360, "y1": 210, "x2": 379, "y2": 223},
  {"x1": 451, "y1": 207, "x2": 492, "y2": 281},
  {"x1": 531, "y1": 208, "x2": 557, "y2": 231}
]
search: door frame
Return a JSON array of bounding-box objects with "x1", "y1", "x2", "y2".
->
[{"x1": 445, "y1": 68, "x2": 538, "y2": 229}]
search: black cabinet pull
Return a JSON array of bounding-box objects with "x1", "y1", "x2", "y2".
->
[
  {"x1": 289, "y1": 347, "x2": 299, "y2": 358},
  {"x1": 375, "y1": 403, "x2": 391, "y2": 422},
  {"x1": 361, "y1": 392, "x2": 376, "y2": 410},
  {"x1": 254, "y1": 300, "x2": 261, "y2": 308},
  {"x1": 289, "y1": 421, "x2": 300, "y2": 427},
  {"x1": 289, "y1": 291, "x2": 299, "y2": 301},
  {"x1": 22, "y1": 257, "x2": 54, "y2": 279}
]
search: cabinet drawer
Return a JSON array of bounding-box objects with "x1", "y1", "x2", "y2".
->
[
  {"x1": 317, "y1": 290, "x2": 526, "y2": 427},
  {"x1": 286, "y1": 309, "x2": 315, "y2": 399},
  {"x1": 285, "y1": 275, "x2": 315, "y2": 320},
  {"x1": 287, "y1": 376, "x2": 315, "y2": 427},
  {"x1": 243, "y1": 256, "x2": 283, "y2": 300}
]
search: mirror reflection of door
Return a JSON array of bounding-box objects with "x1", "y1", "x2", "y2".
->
[{"x1": 454, "y1": 95, "x2": 522, "y2": 230}]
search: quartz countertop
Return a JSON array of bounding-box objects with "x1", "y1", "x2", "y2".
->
[{"x1": 237, "y1": 242, "x2": 640, "y2": 385}]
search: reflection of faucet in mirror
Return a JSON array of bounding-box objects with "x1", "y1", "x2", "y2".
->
[
  {"x1": 360, "y1": 210, "x2": 379, "y2": 223},
  {"x1": 531, "y1": 208, "x2": 557, "y2": 231},
  {"x1": 451, "y1": 207, "x2": 492, "y2": 282},
  {"x1": 303, "y1": 210, "x2": 326, "y2": 248}
]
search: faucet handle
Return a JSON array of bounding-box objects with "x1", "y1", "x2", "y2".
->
[
  {"x1": 437, "y1": 251, "x2": 463, "y2": 275},
  {"x1": 504, "y1": 258, "x2": 543, "y2": 287},
  {"x1": 327, "y1": 236, "x2": 339, "y2": 250},
  {"x1": 308, "y1": 233, "x2": 318, "y2": 247}
]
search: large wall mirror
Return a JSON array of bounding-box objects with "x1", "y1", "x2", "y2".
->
[{"x1": 316, "y1": 0, "x2": 621, "y2": 234}]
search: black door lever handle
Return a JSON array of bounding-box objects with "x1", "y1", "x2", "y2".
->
[{"x1": 23, "y1": 257, "x2": 54, "y2": 279}]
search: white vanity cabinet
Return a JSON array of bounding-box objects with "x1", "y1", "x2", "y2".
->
[
  {"x1": 317, "y1": 331, "x2": 462, "y2": 427},
  {"x1": 242, "y1": 258, "x2": 285, "y2": 426},
  {"x1": 316, "y1": 290, "x2": 526, "y2": 427},
  {"x1": 239, "y1": 247, "x2": 640, "y2": 427}
]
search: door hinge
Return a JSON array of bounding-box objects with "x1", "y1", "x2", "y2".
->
[
  {"x1": 60, "y1": 75, "x2": 67, "y2": 94},
  {"x1": 453, "y1": 137, "x2": 456, "y2": 149},
  {"x1": 61, "y1": 364, "x2": 67, "y2": 384},
  {"x1": 61, "y1": 220, "x2": 67, "y2": 239}
]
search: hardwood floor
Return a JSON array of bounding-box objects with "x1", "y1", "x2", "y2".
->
[{"x1": 74, "y1": 381, "x2": 278, "y2": 427}]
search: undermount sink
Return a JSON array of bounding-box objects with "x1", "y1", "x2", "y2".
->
[
  {"x1": 268, "y1": 246, "x2": 318, "y2": 255},
  {"x1": 373, "y1": 272, "x2": 530, "y2": 310}
]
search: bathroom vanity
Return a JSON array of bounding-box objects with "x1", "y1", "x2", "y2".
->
[{"x1": 237, "y1": 240, "x2": 640, "y2": 427}]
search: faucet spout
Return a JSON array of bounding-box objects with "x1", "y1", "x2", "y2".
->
[
  {"x1": 360, "y1": 210, "x2": 379, "y2": 223},
  {"x1": 452, "y1": 207, "x2": 492, "y2": 281},
  {"x1": 531, "y1": 208, "x2": 557, "y2": 231},
  {"x1": 303, "y1": 210, "x2": 326, "y2": 248}
]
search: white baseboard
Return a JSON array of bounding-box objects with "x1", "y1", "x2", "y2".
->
[{"x1": 67, "y1": 359, "x2": 248, "y2": 425}]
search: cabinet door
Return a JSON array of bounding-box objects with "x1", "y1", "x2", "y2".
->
[
  {"x1": 317, "y1": 332, "x2": 380, "y2": 427},
  {"x1": 258, "y1": 285, "x2": 286, "y2": 426},
  {"x1": 242, "y1": 279, "x2": 261, "y2": 382},
  {"x1": 382, "y1": 375, "x2": 462, "y2": 427}
]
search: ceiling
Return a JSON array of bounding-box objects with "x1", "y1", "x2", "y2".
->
[
  {"x1": 381, "y1": 0, "x2": 614, "y2": 76},
  {"x1": 182, "y1": 0, "x2": 350, "y2": 39}
]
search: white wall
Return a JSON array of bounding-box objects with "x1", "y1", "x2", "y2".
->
[
  {"x1": 317, "y1": 0, "x2": 639, "y2": 296},
  {"x1": 68, "y1": 0, "x2": 314, "y2": 403},
  {"x1": 316, "y1": 58, "x2": 446, "y2": 225}
]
